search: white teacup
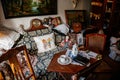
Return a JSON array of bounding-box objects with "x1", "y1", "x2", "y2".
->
[{"x1": 59, "y1": 55, "x2": 67, "y2": 63}]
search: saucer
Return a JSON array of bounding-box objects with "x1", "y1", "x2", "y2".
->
[{"x1": 57, "y1": 56, "x2": 72, "y2": 65}]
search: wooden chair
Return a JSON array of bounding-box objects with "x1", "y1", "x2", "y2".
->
[
  {"x1": 0, "y1": 71, "x2": 4, "y2": 80},
  {"x1": 0, "y1": 45, "x2": 36, "y2": 80},
  {"x1": 86, "y1": 33, "x2": 107, "y2": 54},
  {"x1": 85, "y1": 34, "x2": 115, "y2": 80}
]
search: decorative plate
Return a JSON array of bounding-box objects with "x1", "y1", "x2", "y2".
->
[{"x1": 57, "y1": 57, "x2": 72, "y2": 65}]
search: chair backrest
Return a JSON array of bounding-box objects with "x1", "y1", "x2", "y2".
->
[
  {"x1": 0, "y1": 45, "x2": 36, "y2": 80},
  {"x1": 86, "y1": 33, "x2": 106, "y2": 52},
  {"x1": 0, "y1": 71, "x2": 4, "y2": 80}
]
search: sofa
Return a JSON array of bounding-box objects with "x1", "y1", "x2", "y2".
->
[
  {"x1": 15, "y1": 24, "x2": 67, "y2": 79},
  {"x1": 0, "y1": 22, "x2": 68, "y2": 80}
]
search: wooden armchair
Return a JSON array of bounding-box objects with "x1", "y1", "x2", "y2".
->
[
  {"x1": 85, "y1": 33, "x2": 115, "y2": 80},
  {"x1": 0, "y1": 45, "x2": 36, "y2": 80},
  {"x1": 86, "y1": 33, "x2": 107, "y2": 54}
]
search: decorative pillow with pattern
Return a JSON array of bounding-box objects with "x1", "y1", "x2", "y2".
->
[
  {"x1": 33, "y1": 33, "x2": 56, "y2": 53},
  {"x1": 16, "y1": 28, "x2": 52, "y2": 54}
]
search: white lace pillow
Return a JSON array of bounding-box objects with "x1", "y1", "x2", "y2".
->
[
  {"x1": 0, "y1": 26, "x2": 20, "y2": 50},
  {"x1": 33, "y1": 33, "x2": 56, "y2": 53}
]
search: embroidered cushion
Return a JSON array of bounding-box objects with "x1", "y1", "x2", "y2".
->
[{"x1": 33, "y1": 33, "x2": 56, "y2": 53}]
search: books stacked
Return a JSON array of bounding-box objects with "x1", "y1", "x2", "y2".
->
[{"x1": 72, "y1": 54, "x2": 90, "y2": 65}]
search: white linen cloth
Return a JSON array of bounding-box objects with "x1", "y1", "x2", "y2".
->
[
  {"x1": 0, "y1": 26, "x2": 20, "y2": 50},
  {"x1": 109, "y1": 37, "x2": 120, "y2": 61}
]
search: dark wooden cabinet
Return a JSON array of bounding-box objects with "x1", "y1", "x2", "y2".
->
[
  {"x1": 90, "y1": 0, "x2": 120, "y2": 36},
  {"x1": 109, "y1": 0, "x2": 120, "y2": 36},
  {"x1": 89, "y1": 0, "x2": 120, "y2": 49},
  {"x1": 103, "y1": 0, "x2": 114, "y2": 30},
  {"x1": 102, "y1": 0, "x2": 114, "y2": 36},
  {"x1": 90, "y1": 0, "x2": 105, "y2": 29}
]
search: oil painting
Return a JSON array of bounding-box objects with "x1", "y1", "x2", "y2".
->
[
  {"x1": 65, "y1": 10, "x2": 87, "y2": 28},
  {"x1": 1, "y1": 0, "x2": 57, "y2": 19}
]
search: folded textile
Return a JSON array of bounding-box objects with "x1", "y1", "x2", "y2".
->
[{"x1": 0, "y1": 26, "x2": 20, "y2": 50}]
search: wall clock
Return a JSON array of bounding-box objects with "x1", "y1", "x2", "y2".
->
[
  {"x1": 28, "y1": 18, "x2": 46, "y2": 31},
  {"x1": 31, "y1": 19, "x2": 43, "y2": 28}
]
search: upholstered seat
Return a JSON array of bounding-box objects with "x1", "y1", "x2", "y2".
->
[{"x1": 0, "y1": 45, "x2": 36, "y2": 80}]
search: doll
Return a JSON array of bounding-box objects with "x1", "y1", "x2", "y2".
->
[{"x1": 60, "y1": 36, "x2": 74, "y2": 49}]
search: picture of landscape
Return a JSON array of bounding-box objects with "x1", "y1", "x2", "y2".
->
[{"x1": 1, "y1": 0, "x2": 57, "y2": 19}]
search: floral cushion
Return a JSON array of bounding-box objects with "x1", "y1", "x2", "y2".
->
[
  {"x1": 33, "y1": 33, "x2": 56, "y2": 53},
  {"x1": 16, "y1": 28, "x2": 53, "y2": 54}
]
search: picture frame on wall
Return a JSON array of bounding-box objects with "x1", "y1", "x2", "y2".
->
[
  {"x1": 65, "y1": 10, "x2": 87, "y2": 30},
  {"x1": 1, "y1": 0, "x2": 57, "y2": 19}
]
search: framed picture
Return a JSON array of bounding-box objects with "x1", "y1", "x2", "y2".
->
[
  {"x1": 65, "y1": 10, "x2": 87, "y2": 29},
  {"x1": 1, "y1": 0, "x2": 57, "y2": 19},
  {"x1": 77, "y1": 33, "x2": 84, "y2": 46}
]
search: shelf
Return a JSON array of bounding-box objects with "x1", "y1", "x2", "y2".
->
[
  {"x1": 90, "y1": 0, "x2": 105, "y2": 29},
  {"x1": 103, "y1": 0, "x2": 114, "y2": 31},
  {"x1": 107, "y1": 1, "x2": 113, "y2": 3},
  {"x1": 105, "y1": 10, "x2": 112, "y2": 13},
  {"x1": 91, "y1": 1, "x2": 103, "y2": 7}
]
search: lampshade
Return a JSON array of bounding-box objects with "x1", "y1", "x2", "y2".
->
[{"x1": 52, "y1": 24, "x2": 69, "y2": 36}]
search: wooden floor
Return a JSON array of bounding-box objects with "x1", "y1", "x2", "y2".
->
[{"x1": 86, "y1": 53, "x2": 120, "y2": 80}]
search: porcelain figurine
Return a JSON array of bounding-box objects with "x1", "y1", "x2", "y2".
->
[{"x1": 71, "y1": 43, "x2": 78, "y2": 58}]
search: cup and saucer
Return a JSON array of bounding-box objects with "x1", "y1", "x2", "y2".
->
[{"x1": 57, "y1": 55, "x2": 72, "y2": 65}]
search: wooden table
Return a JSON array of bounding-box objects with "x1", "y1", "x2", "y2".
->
[{"x1": 47, "y1": 50, "x2": 102, "y2": 80}]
